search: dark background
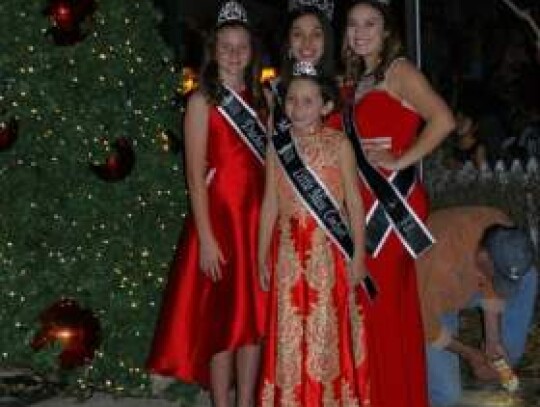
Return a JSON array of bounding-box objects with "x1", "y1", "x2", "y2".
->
[
  {"x1": 158, "y1": 0, "x2": 539, "y2": 165},
  {"x1": 155, "y1": 0, "x2": 410, "y2": 68}
]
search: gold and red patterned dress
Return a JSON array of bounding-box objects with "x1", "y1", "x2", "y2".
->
[{"x1": 259, "y1": 129, "x2": 370, "y2": 407}]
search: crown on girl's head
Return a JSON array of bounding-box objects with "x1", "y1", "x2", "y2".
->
[
  {"x1": 216, "y1": 1, "x2": 249, "y2": 26},
  {"x1": 288, "y1": 0, "x2": 334, "y2": 20},
  {"x1": 292, "y1": 61, "x2": 318, "y2": 77}
]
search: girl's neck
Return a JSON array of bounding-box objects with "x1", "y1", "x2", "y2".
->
[
  {"x1": 292, "y1": 123, "x2": 323, "y2": 138},
  {"x1": 221, "y1": 74, "x2": 246, "y2": 93},
  {"x1": 363, "y1": 54, "x2": 380, "y2": 74}
]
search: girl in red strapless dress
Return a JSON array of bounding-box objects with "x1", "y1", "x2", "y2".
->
[
  {"x1": 336, "y1": 2, "x2": 456, "y2": 406},
  {"x1": 257, "y1": 66, "x2": 370, "y2": 407},
  {"x1": 147, "y1": 4, "x2": 268, "y2": 407}
]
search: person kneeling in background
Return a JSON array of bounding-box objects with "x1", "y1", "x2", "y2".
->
[{"x1": 416, "y1": 206, "x2": 538, "y2": 407}]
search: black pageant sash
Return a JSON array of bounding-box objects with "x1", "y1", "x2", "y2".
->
[
  {"x1": 273, "y1": 116, "x2": 378, "y2": 300},
  {"x1": 342, "y1": 105, "x2": 435, "y2": 259},
  {"x1": 217, "y1": 84, "x2": 267, "y2": 164},
  {"x1": 273, "y1": 120, "x2": 354, "y2": 259}
]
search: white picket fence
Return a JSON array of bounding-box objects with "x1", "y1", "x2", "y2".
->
[{"x1": 425, "y1": 156, "x2": 540, "y2": 250}]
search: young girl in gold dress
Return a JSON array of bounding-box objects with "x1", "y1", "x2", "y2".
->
[{"x1": 257, "y1": 61, "x2": 371, "y2": 407}]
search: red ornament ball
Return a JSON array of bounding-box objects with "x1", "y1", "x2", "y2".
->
[
  {"x1": 49, "y1": 0, "x2": 76, "y2": 31},
  {"x1": 44, "y1": 0, "x2": 97, "y2": 45},
  {"x1": 90, "y1": 137, "x2": 135, "y2": 182},
  {"x1": 0, "y1": 118, "x2": 19, "y2": 151},
  {"x1": 31, "y1": 298, "x2": 101, "y2": 369}
]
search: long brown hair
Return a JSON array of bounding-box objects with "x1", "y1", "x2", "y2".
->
[
  {"x1": 199, "y1": 22, "x2": 267, "y2": 115},
  {"x1": 342, "y1": 0, "x2": 403, "y2": 86}
]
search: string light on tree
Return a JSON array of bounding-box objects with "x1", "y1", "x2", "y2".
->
[{"x1": 1, "y1": 0, "x2": 189, "y2": 399}]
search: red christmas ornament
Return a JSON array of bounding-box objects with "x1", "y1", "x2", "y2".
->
[
  {"x1": 44, "y1": 0, "x2": 96, "y2": 45},
  {"x1": 90, "y1": 137, "x2": 135, "y2": 182},
  {"x1": 49, "y1": 0, "x2": 76, "y2": 31},
  {"x1": 31, "y1": 298, "x2": 101, "y2": 369},
  {"x1": 0, "y1": 118, "x2": 19, "y2": 151}
]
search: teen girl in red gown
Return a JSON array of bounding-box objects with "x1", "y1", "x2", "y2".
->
[
  {"x1": 146, "y1": 3, "x2": 268, "y2": 407},
  {"x1": 337, "y1": 1, "x2": 456, "y2": 406}
]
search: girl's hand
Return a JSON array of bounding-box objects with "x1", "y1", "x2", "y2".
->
[
  {"x1": 484, "y1": 340, "x2": 508, "y2": 362},
  {"x1": 467, "y1": 348, "x2": 500, "y2": 382},
  {"x1": 365, "y1": 148, "x2": 402, "y2": 171},
  {"x1": 199, "y1": 235, "x2": 226, "y2": 282},
  {"x1": 349, "y1": 255, "x2": 367, "y2": 287},
  {"x1": 258, "y1": 260, "x2": 270, "y2": 292},
  {"x1": 362, "y1": 138, "x2": 402, "y2": 171}
]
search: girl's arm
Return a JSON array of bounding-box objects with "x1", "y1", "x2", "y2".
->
[
  {"x1": 184, "y1": 91, "x2": 225, "y2": 282},
  {"x1": 258, "y1": 145, "x2": 279, "y2": 291},
  {"x1": 339, "y1": 136, "x2": 367, "y2": 285},
  {"x1": 263, "y1": 86, "x2": 275, "y2": 135},
  {"x1": 372, "y1": 59, "x2": 456, "y2": 171}
]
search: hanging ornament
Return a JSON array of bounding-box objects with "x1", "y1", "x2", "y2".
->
[
  {"x1": 0, "y1": 118, "x2": 19, "y2": 151},
  {"x1": 47, "y1": 0, "x2": 77, "y2": 31},
  {"x1": 44, "y1": 0, "x2": 97, "y2": 46},
  {"x1": 31, "y1": 298, "x2": 101, "y2": 369},
  {"x1": 90, "y1": 136, "x2": 135, "y2": 182}
]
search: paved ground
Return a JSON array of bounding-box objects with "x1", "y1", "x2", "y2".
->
[
  {"x1": 2, "y1": 367, "x2": 538, "y2": 407},
  {"x1": 13, "y1": 379, "x2": 536, "y2": 407}
]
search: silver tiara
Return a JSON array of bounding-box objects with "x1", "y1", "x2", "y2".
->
[
  {"x1": 288, "y1": 0, "x2": 334, "y2": 20},
  {"x1": 292, "y1": 61, "x2": 318, "y2": 77},
  {"x1": 217, "y1": 1, "x2": 248, "y2": 26}
]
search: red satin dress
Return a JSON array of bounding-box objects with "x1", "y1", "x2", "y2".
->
[
  {"x1": 351, "y1": 89, "x2": 430, "y2": 407},
  {"x1": 146, "y1": 93, "x2": 267, "y2": 388},
  {"x1": 259, "y1": 130, "x2": 370, "y2": 407}
]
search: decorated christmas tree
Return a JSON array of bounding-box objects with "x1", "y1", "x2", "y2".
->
[{"x1": 0, "y1": 0, "x2": 192, "y2": 398}]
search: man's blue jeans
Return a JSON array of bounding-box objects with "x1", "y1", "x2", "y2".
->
[{"x1": 426, "y1": 267, "x2": 538, "y2": 407}]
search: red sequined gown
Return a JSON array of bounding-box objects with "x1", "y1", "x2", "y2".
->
[
  {"x1": 348, "y1": 88, "x2": 430, "y2": 407},
  {"x1": 259, "y1": 129, "x2": 370, "y2": 407},
  {"x1": 146, "y1": 92, "x2": 267, "y2": 388}
]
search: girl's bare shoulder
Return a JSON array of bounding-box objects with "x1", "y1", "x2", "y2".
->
[{"x1": 186, "y1": 89, "x2": 208, "y2": 107}]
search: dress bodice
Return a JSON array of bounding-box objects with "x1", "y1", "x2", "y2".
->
[
  {"x1": 276, "y1": 129, "x2": 346, "y2": 223},
  {"x1": 205, "y1": 92, "x2": 265, "y2": 209},
  {"x1": 206, "y1": 91, "x2": 264, "y2": 173},
  {"x1": 354, "y1": 89, "x2": 422, "y2": 158}
]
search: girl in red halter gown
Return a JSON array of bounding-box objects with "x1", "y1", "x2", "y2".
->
[
  {"x1": 147, "y1": 3, "x2": 268, "y2": 407},
  {"x1": 337, "y1": 1, "x2": 456, "y2": 406}
]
